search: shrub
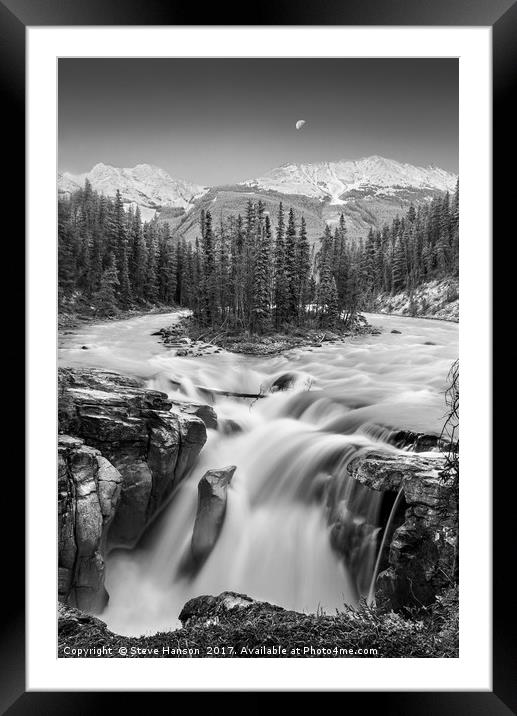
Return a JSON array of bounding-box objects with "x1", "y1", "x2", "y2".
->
[{"x1": 446, "y1": 286, "x2": 459, "y2": 303}]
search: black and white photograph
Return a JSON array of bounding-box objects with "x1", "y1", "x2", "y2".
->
[{"x1": 56, "y1": 57, "x2": 460, "y2": 659}]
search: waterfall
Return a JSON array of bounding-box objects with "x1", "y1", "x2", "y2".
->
[
  {"x1": 102, "y1": 387, "x2": 402, "y2": 636},
  {"x1": 59, "y1": 310, "x2": 458, "y2": 636},
  {"x1": 366, "y1": 485, "x2": 405, "y2": 606}
]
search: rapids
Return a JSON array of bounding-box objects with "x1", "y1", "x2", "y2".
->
[{"x1": 59, "y1": 311, "x2": 458, "y2": 635}]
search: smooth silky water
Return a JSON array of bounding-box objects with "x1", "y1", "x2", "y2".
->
[{"x1": 59, "y1": 311, "x2": 458, "y2": 635}]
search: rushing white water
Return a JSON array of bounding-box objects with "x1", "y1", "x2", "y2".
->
[{"x1": 59, "y1": 311, "x2": 458, "y2": 635}]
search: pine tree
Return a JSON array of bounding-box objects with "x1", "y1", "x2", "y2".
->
[
  {"x1": 218, "y1": 219, "x2": 230, "y2": 322},
  {"x1": 200, "y1": 210, "x2": 217, "y2": 325},
  {"x1": 110, "y1": 190, "x2": 132, "y2": 308},
  {"x1": 94, "y1": 252, "x2": 119, "y2": 315},
  {"x1": 90, "y1": 224, "x2": 104, "y2": 294},
  {"x1": 192, "y1": 236, "x2": 203, "y2": 320},
  {"x1": 451, "y1": 180, "x2": 459, "y2": 276},
  {"x1": 251, "y1": 211, "x2": 271, "y2": 334},
  {"x1": 284, "y1": 208, "x2": 298, "y2": 322},
  {"x1": 344, "y1": 244, "x2": 361, "y2": 325},
  {"x1": 145, "y1": 225, "x2": 159, "y2": 304},
  {"x1": 181, "y1": 241, "x2": 194, "y2": 308},
  {"x1": 232, "y1": 214, "x2": 245, "y2": 326},
  {"x1": 57, "y1": 204, "x2": 77, "y2": 305},
  {"x1": 243, "y1": 200, "x2": 257, "y2": 321},
  {"x1": 360, "y1": 227, "x2": 376, "y2": 305},
  {"x1": 316, "y1": 225, "x2": 335, "y2": 324},
  {"x1": 274, "y1": 202, "x2": 287, "y2": 328},
  {"x1": 175, "y1": 239, "x2": 185, "y2": 305},
  {"x1": 295, "y1": 216, "x2": 311, "y2": 322},
  {"x1": 327, "y1": 276, "x2": 339, "y2": 327},
  {"x1": 157, "y1": 224, "x2": 177, "y2": 305},
  {"x1": 391, "y1": 236, "x2": 407, "y2": 293},
  {"x1": 118, "y1": 242, "x2": 132, "y2": 309},
  {"x1": 77, "y1": 233, "x2": 92, "y2": 296},
  {"x1": 333, "y1": 214, "x2": 348, "y2": 310},
  {"x1": 129, "y1": 207, "x2": 147, "y2": 302}
]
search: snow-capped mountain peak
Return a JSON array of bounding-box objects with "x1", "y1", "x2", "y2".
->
[
  {"x1": 243, "y1": 155, "x2": 457, "y2": 205},
  {"x1": 58, "y1": 163, "x2": 207, "y2": 221},
  {"x1": 58, "y1": 155, "x2": 457, "y2": 229}
]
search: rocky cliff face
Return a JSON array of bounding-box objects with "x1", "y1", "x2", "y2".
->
[
  {"x1": 345, "y1": 452, "x2": 458, "y2": 609},
  {"x1": 59, "y1": 368, "x2": 207, "y2": 548},
  {"x1": 58, "y1": 367, "x2": 208, "y2": 610},
  {"x1": 372, "y1": 277, "x2": 459, "y2": 322},
  {"x1": 58, "y1": 435, "x2": 122, "y2": 612}
]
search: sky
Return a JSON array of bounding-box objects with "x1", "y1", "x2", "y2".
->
[{"x1": 58, "y1": 58, "x2": 458, "y2": 185}]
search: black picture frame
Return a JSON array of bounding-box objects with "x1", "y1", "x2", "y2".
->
[{"x1": 2, "y1": 0, "x2": 506, "y2": 710}]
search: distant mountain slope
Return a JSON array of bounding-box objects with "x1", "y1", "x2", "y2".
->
[
  {"x1": 58, "y1": 156, "x2": 457, "y2": 244},
  {"x1": 244, "y1": 155, "x2": 457, "y2": 204},
  {"x1": 168, "y1": 185, "x2": 328, "y2": 244},
  {"x1": 168, "y1": 184, "x2": 449, "y2": 246},
  {"x1": 58, "y1": 163, "x2": 207, "y2": 222}
]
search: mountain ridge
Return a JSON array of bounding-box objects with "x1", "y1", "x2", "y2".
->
[
  {"x1": 58, "y1": 156, "x2": 458, "y2": 242},
  {"x1": 244, "y1": 155, "x2": 457, "y2": 205},
  {"x1": 58, "y1": 162, "x2": 207, "y2": 223}
]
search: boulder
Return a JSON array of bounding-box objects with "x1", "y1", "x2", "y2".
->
[
  {"x1": 390, "y1": 329, "x2": 402, "y2": 334},
  {"x1": 58, "y1": 435, "x2": 122, "y2": 612},
  {"x1": 219, "y1": 418, "x2": 243, "y2": 435},
  {"x1": 59, "y1": 368, "x2": 208, "y2": 550},
  {"x1": 178, "y1": 591, "x2": 283, "y2": 628},
  {"x1": 191, "y1": 466, "x2": 236, "y2": 567},
  {"x1": 270, "y1": 372, "x2": 297, "y2": 392},
  {"x1": 347, "y1": 452, "x2": 438, "y2": 492},
  {"x1": 387, "y1": 429, "x2": 443, "y2": 452},
  {"x1": 170, "y1": 399, "x2": 218, "y2": 430}
]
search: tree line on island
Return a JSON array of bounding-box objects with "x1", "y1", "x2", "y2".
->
[{"x1": 58, "y1": 179, "x2": 459, "y2": 332}]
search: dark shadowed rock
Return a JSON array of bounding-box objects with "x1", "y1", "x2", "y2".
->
[
  {"x1": 219, "y1": 418, "x2": 243, "y2": 435},
  {"x1": 191, "y1": 466, "x2": 236, "y2": 567},
  {"x1": 59, "y1": 368, "x2": 207, "y2": 551},
  {"x1": 58, "y1": 435, "x2": 122, "y2": 612},
  {"x1": 330, "y1": 518, "x2": 380, "y2": 596},
  {"x1": 270, "y1": 372, "x2": 297, "y2": 392},
  {"x1": 387, "y1": 429, "x2": 442, "y2": 452},
  {"x1": 344, "y1": 452, "x2": 457, "y2": 610},
  {"x1": 390, "y1": 329, "x2": 402, "y2": 334}
]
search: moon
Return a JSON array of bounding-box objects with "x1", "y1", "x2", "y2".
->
[{"x1": 295, "y1": 119, "x2": 306, "y2": 130}]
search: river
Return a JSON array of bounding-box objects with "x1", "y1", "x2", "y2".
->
[{"x1": 59, "y1": 311, "x2": 458, "y2": 635}]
